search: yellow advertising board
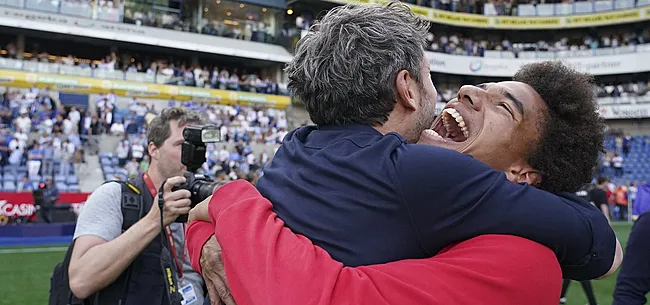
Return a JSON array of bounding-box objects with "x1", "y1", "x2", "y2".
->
[
  {"x1": 565, "y1": 8, "x2": 643, "y2": 27},
  {"x1": 0, "y1": 70, "x2": 291, "y2": 109},
  {"x1": 493, "y1": 16, "x2": 561, "y2": 29},
  {"x1": 430, "y1": 10, "x2": 491, "y2": 27},
  {"x1": 323, "y1": 0, "x2": 649, "y2": 29}
]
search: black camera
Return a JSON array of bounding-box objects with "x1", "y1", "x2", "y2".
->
[{"x1": 172, "y1": 125, "x2": 222, "y2": 222}]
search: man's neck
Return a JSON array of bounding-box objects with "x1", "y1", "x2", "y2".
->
[{"x1": 145, "y1": 166, "x2": 165, "y2": 190}]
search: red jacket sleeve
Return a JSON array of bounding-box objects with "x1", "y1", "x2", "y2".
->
[
  {"x1": 185, "y1": 220, "x2": 213, "y2": 275},
  {"x1": 195, "y1": 181, "x2": 563, "y2": 305}
]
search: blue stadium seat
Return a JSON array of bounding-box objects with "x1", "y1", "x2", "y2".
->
[
  {"x1": 103, "y1": 167, "x2": 115, "y2": 174},
  {"x1": 29, "y1": 175, "x2": 41, "y2": 182},
  {"x1": 54, "y1": 175, "x2": 66, "y2": 183},
  {"x1": 56, "y1": 182, "x2": 68, "y2": 192},
  {"x1": 67, "y1": 176, "x2": 79, "y2": 184},
  {"x1": 116, "y1": 168, "x2": 128, "y2": 177},
  {"x1": 101, "y1": 158, "x2": 111, "y2": 166},
  {"x1": 112, "y1": 157, "x2": 119, "y2": 165},
  {"x1": 17, "y1": 166, "x2": 27, "y2": 174},
  {"x1": 68, "y1": 184, "x2": 80, "y2": 192},
  {"x1": 4, "y1": 173, "x2": 16, "y2": 181},
  {"x1": 3, "y1": 182, "x2": 15, "y2": 192}
]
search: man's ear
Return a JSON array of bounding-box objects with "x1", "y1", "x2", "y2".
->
[
  {"x1": 148, "y1": 142, "x2": 159, "y2": 160},
  {"x1": 505, "y1": 164, "x2": 542, "y2": 187},
  {"x1": 395, "y1": 69, "x2": 418, "y2": 111}
]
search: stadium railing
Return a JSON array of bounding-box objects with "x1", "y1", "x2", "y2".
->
[
  {"x1": 0, "y1": 58, "x2": 178, "y2": 85},
  {"x1": 483, "y1": 43, "x2": 650, "y2": 59}
]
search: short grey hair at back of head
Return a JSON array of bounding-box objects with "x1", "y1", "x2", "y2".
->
[
  {"x1": 285, "y1": 3, "x2": 430, "y2": 126},
  {"x1": 147, "y1": 107, "x2": 206, "y2": 148}
]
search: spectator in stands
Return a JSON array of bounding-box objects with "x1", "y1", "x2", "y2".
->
[
  {"x1": 613, "y1": 152, "x2": 624, "y2": 177},
  {"x1": 0, "y1": 134, "x2": 8, "y2": 166},
  {"x1": 16, "y1": 176, "x2": 33, "y2": 192},
  {"x1": 130, "y1": 140, "x2": 145, "y2": 162},
  {"x1": 139, "y1": 155, "x2": 150, "y2": 173},
  {"x1": 41, "y1": 140, "x2": 55, "y2": 177},
  {"x1": 27, "y1": 142, "x2": 43, "y2": 178},
  {"x1": 125, "y1": 157, "x2": 139, "y2": 178},
  {"x1": 115, "y1": 139, "x2": 129, "y2": 167},
  {"x1": 60, "y1": 139, "x2": 74, "y2": 176},
  {"x1": 110, "y1": 119, "x2": 125, "y2": 136},
  {"x1": 14, "y1": 111, "x2": 31, "y2": 133}
]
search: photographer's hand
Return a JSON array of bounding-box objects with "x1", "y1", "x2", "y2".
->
[
  {"x1": 147, "y1": 176, "x2": 192, "y2": 226},
  {"x1": 201, "y1": 236, "x2": 236, "y2": 305}
]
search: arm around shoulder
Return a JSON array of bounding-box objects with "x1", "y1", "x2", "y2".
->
[{"x1": 394, "y1": 145, "x2": 618, "y2": 280}]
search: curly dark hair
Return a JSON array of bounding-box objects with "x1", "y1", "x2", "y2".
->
[{"x1": 513, "y1": 61, "x2": 605, "y2": 194}]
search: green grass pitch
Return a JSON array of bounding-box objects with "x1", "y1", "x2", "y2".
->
[{"x1": 0, "y1": 223, "x2": 637, "y2": 305}]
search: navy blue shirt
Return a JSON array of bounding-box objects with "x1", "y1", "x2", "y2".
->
[
  {"x1": 613, "y1": 211, "x2": 650, "y2": 304},
  {"x1": 256, "y1": 124, "x2": 616, "y2": 280}
]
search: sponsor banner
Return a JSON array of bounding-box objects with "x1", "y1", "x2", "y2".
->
[
  {"x1": 493, "y1": 17, "x2": 561, "y2": 29},
  {"x1": 430, "y1": 10, "x2": 491, "y2": 27},
  {"x1": 426, "y1": 51, "x2": 650, "y2": 77},
  {"x1": 327, "y1": 0, "x2": 650, "y2": 29},
  {"x1": 0, "y1": 192, "x2": 89, "y2": 218},
  {"x1": 0, "y1": 70, "x2": 291, "y2": 109},
  {"x1": 598, "y1": 103, "x2": 650, "y2": 119},
  {"x1": 565, "y1": 8, "x2": 642, "y2": 27}
]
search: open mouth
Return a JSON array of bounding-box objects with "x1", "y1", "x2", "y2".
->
[{"x1": 425, "y1": 108, "x2": 469, "y2": 143}]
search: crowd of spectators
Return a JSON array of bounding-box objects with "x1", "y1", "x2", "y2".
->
[
  {"x1": 0, "y1": 87, "x2": 85, "y2": 192},
  {"x1": 596, "y1": 82, "x2": 650, "y2": 98},
  {"x1": 435, "y1": 81, "x2": 650, "y2": 104},
  {"x1": 101, "y1": 94, "x2": 289, "y2": 183},
  {"x1": 0, "y1": 47, "x2": 284, "y2": 95},
  {"x1": 93, "y1": 92, "x2": 290, "y2": 143},
  {"x1": 425, "y1": 29, "x2": 650, "y2": 57}
]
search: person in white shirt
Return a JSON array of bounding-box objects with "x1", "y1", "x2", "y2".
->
[
  {"x1": 60, "y1": 139, "x2": 75, "y2": 176},
  {"x1": 14, "y1": 112, "x2": 32, "y2": 133},
  {"x1": 115, "y1": 140, "x2": 130, "y2": 166},
  {"x1": 63, "y1": 116, "x2": 74, "y2": 135},
  {"x1": 110, "y1": 120, "x2": 126, "y2": 136},
  {"x1": 13, "y1": 130, "x2": 28, "y2": 150},
  {"x1": 130, "y1": 142, "x2": 145, "y2": 162},
  {"x1": 612, "y1": 153, "x2": 624, "y2": 177},
  {"x1": 69, "y1": 107, "x2": 81, "y2": 126}
]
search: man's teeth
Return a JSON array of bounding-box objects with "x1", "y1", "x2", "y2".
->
[
  {"x1": 443, "y1": 108, "x2": 469, "y2": 139},
  {"x1": 425, "y1": 129, "x2": 443, "y2": 139}
]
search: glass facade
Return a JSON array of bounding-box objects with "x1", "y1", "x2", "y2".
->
[
  {"x1": 0, "y1": 0, "x2": 286, "y2": 48},
  {"x1": 199, "y1": 0, "x2": 281, "y2": 44}
]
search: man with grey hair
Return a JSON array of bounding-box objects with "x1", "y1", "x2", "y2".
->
[
  {"x1": 66, "y1": 107, "x2": 205, "y2": 305},
  {"x1": 195, "y1": 3, "x2": 619, "y2": 303}
]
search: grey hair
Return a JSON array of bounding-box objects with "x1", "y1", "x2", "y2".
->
[
  {"x1": 285, "y1": 2, "x2": 430, "y2": 126},
  {"x1": 147, "y1": 107, "x2": 206, "y2": 148}
]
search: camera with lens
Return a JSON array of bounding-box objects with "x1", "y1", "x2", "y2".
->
[{"x1": 172, "y1": 125, "x2": 223, "y2": 222}]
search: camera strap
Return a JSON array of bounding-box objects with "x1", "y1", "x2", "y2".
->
[{"x1": 154, "y1": 177, "x2": 184, "y2": 305}]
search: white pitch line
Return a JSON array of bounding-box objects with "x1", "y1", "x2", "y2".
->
[{"x1": 0, "y1": 247, "x2": 67, "y2": 254}]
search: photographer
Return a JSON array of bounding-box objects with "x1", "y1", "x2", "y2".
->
[
  {"x1": 40, "y1": 177, "x2": 60, "y2": 223},
  {"x1": 67, "y1": 108, "x2": 205, "y2": 305}
]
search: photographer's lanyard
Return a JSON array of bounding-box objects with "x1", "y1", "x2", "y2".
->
[{"x1": 143, "y1": 173, "x2": 185, "y2": 278}]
